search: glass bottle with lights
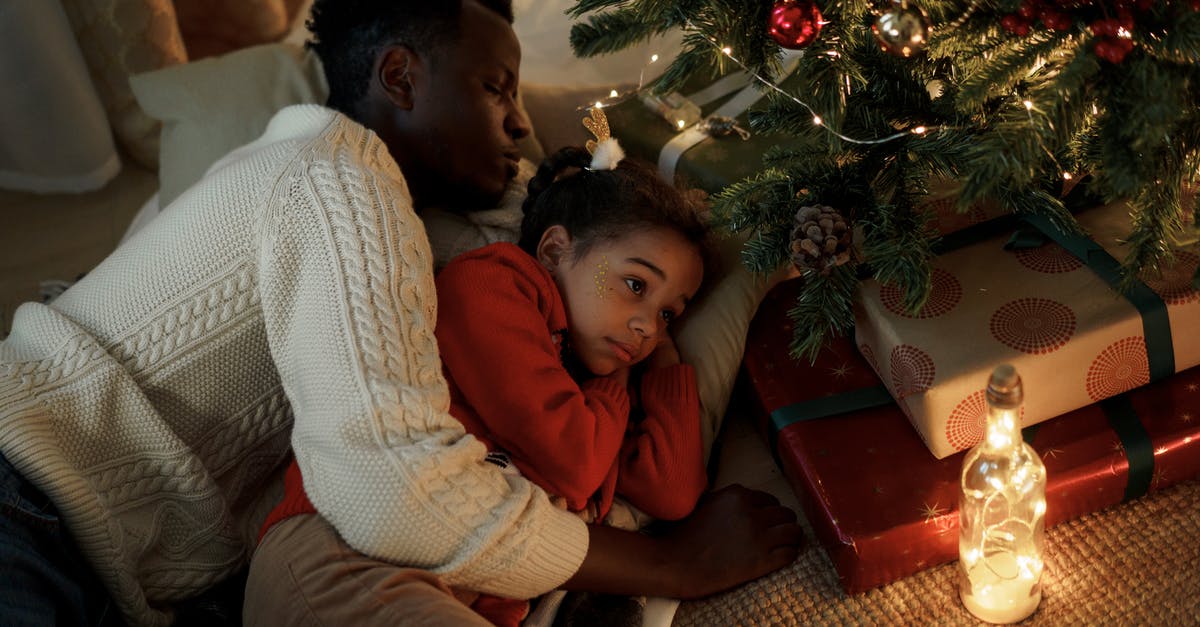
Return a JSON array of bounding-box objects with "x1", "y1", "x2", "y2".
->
[{"x1": 958, "y1": 364, "x2": 1046, "y2": 624}]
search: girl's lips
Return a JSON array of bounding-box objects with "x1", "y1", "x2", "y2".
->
[{"x1": 608, "y1": 339, "x2": 635, "y2": 363}]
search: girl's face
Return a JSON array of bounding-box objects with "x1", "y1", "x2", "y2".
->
[{"x1": 541, "y1": 226, "x2": 704, "y2": 376}]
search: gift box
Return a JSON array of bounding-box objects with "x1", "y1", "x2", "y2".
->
[
  {"x1": 743, "y1": 278, "x2": 1200, "y2": 594},
  {"x1": 856, "y1": 199, "x2": 1200, "y2": 458}
]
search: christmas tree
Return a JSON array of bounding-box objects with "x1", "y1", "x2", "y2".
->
[{"x1": 568, "y1": 0, "x2": 1200, "y2": 361}]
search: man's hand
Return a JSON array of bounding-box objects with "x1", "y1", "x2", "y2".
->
[{"x1": 563, "y1": 484, "x2": 803, "y2": 599}]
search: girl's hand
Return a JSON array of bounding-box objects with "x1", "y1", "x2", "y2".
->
[{"x1": 646, "y1": 335, "x2": 681, "y2": 370}]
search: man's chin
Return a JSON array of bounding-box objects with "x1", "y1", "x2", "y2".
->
[{"x1": 440, "y1": 183, "x2": 506, "y2": 214}]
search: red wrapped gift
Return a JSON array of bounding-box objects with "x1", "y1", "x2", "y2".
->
[{"x1": 742, "y1": 278, "x2": 1200, "y2": 594}]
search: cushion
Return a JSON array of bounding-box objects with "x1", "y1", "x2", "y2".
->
[
  {"x1": 130, "y1": 43, "x2": 328, "y2": 207},
  {"x1": 60, "y1": 0, "x2": 188, "y2": 170},
  {"x1": 174, "y1": 0, "x2": 306, "y2": 60}
]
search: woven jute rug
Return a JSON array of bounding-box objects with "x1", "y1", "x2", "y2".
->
[{"x1": 675, "y1": 478, "x2": 1200, "y2": 625}]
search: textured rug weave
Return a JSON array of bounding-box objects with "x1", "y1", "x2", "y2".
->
[{"x1": 676, "y1": 478, "x2": 1200, "y2": 625}]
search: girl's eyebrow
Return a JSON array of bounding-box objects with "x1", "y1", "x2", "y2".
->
[{"x1": 625, "y1": 257, "x2": 665, "y2": 280}]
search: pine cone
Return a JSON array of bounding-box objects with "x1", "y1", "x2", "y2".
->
[{"x1": 790, "y1": 205, "x2": 852, "y2": 275}]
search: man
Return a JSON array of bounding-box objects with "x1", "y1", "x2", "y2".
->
[{"x1": 0, "y1": 1, "x2": 801, "y2": 625}]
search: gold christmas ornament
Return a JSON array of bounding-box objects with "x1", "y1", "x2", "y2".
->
[{"x1": 872, "y1": 0, "x2": 931, "y2": 58}]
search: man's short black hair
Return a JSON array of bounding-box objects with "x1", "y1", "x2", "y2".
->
[{"x1": 307, "y1": 0, "x2": 515, "y2": 119}]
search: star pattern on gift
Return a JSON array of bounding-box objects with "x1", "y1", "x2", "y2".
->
[
  {"x1": 827, "y1": 363, "x2": 852, "y2": 379},
  {"x1": 1187, "y1": 383, "x2": 1198, "y2": 392},
  {"x1": 1042, "y1": 447, "x2": 1063, "y2": 460},
  {"x1": 1155, "y1": 445, "x2": 1168, "y2": 456},
  {"x1": 1182, "y1": 412, "x2": 1194, "y2": 423},
  {"x1": 874, "y1": 485, "x2": 885, "y2": 495},
  {"x1": 920, "y1": 501, "x2": 947, "y2": 523},
  {"x1": 1112, "y1": 441, "x2": 1124, "y2": 454},
  {"x1": 1153, "y1": 468, "x2": 1167, "y2": 488}
]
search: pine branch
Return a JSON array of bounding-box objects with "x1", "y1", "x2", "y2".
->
[
  {"x1": 956, "y1": 31, "x2": 1067, "y2": 111},
  {"x1": 787, "y1": 263, "x2": 859, "y2": 363}
]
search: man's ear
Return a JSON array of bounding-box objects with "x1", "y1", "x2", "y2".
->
[
  {"x1": 536, "y1": 225, "x2": 573, "y2": 272},
  {"x1": 377, "y1": 45, "x2": 422, "y2": 110}
]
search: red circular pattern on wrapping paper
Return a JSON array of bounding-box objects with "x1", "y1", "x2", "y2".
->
[
  {"x1": 989, "y1": 298, "x2": 1077, "y2": 354},
  {"x1": 860, "y1": 343, "x2": 879, "y2": 372},
  {"x1": 1014, "y1": 243, "x2": 1084, "y2": 274},
  {"x1": 945, "y1": 390, "x2": 1027, "y2": 451},
  {"x1": 880, "y1": 268, "x2": 962, "y2": 318},
  {"x1": 1086, "y1": 337, "x2": 1150, "y2": 402},
  {"x1": 1142, "y1": 251, "x2": 1200, "y2": 305},
  {"x1": 946, "y1": 390, "x2": 987, "y2": 450},
  {"x1": 890, "y1": 345, "x2": 936, "y2": 400}
]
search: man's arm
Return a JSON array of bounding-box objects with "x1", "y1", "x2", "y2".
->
[
  {"x1": 255, "y1": 128, "x2": 587, "y2": 599},
  {"x1": 566, "y1": 484, "x2": 804, "y2": 599}
]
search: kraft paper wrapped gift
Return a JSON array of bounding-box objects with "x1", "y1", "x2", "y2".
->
[
  {"x1": 856, "y1": 200, "x2": 1200, "y2": 458},
  {"x1": 743, "y1": 278, "x2": 1200, "y2": 594}
]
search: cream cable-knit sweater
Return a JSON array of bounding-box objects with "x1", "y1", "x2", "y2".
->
[{"x1": 0, "y1": 105, "x2": 587, "y2": 626}]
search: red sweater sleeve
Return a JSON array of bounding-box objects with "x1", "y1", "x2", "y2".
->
[
  {"x1": 615, "y1": 363, "x2": 707, "y2": 520},
  {"x1": 436, "y1": 245, "x2": 631, "y2": 512}
]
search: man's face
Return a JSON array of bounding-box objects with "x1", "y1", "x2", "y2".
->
[{"x1": 408, "y1": 2, "x2": 530, "y2": 210}]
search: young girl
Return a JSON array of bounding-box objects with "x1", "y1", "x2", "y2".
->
[{"x1": 436, "y1": 143, "x2": 712, "y2": 624}]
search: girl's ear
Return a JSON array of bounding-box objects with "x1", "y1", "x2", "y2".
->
[
  {"x1": 536, "y1": 225, "x2": 573, "y2": 272},
  {"x1": 377, "y1": 45, "x2": 421, "y2": 110}
]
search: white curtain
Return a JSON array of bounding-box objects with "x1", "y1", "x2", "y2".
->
[{"x1": 0, "y1": 0, "x2": 119, "y2": 194}]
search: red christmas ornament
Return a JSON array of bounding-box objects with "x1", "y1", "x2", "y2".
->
[{"x1": 768, "y1": 0, "x2": 823, "y2": 49}]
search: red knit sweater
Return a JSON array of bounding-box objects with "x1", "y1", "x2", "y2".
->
[{"x1": 259, "y1": 242, "x2": 705, "y2": 541}]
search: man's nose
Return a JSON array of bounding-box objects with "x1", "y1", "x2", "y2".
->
[{"x1": 507, "y1": 96, "x2": 532, "y2": 140}]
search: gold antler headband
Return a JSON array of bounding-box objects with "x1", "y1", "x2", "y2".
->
[{"x1": 582, "y1": 106, "x2": 624, "y2": 171}]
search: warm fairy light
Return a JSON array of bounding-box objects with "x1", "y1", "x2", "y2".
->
[
  {"x1": 1023, "y1": 100, "x2": 1034, "y2": 110},
  {"x1": 960, "y1": 365, "x2": 1046, "y2": 624},
  {"x1": 609, "y1": 89, "x2": 619, "y2": 98},
  {"x1": 676, "y1": 119, "x2": 687, "y2": 129},
  {"x1": 721, "y1": 46, "x2": 733, "y2": 55},
  {"x1": 813, "y1": 116, "x2": 823, "y2": 126},
  {"x1": 594, "y1": 101, "x2": 604, "y2": 109},
  {"x1": 650, "y1": 54, "x2": 659, "y2": 63},
  {"x1": 913, "y1": 126, "x2": 927, "y2": 134},
  {"x1": 1063, "y1": 172, "x2": 1073, "y2": 180}
]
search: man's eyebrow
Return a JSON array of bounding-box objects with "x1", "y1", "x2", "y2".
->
[{"x1": 626, "y1": 257, "x2": 666, "y2": 280}]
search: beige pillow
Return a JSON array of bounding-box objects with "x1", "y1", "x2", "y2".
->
[
  {"x1": 174, "y1": 0, "x2": 307, "y2": 60},
  {"x1": 60, "y1": 0, "x2": 188, "y2": 171},
  {"x1": 130, "y1": 43, "x2": 328, "y2": 206}
]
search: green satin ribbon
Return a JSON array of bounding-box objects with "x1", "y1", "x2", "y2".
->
[
  {"x1": 1100, "y1": 395, "x2": 1155, "y2": 501},
  {"x1": 1004, "y1": 213, "x2": 1175, "y2": 382},
  {"x1": 768, "y1": 385, "x2": 894, "y2": 451}
]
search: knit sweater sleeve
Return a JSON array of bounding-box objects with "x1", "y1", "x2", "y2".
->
[
  {"x1": 436, "y1": 245, "x2": 632, "y2": 512},
  {"x1": 616, "y1": 364, "x2": 707, "y2": 520},
  {"x1": 254, "y1": 119, "x2": 587, "y2": 598}
]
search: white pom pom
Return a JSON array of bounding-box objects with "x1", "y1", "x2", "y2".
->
[{"x1": 589, "y1": 138, "x2": 625, "y2": 171}]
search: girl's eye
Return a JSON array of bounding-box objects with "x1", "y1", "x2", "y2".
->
[
  {"x1": 484, "y1": 83, "x2": 502, "y2": 95},
  {"x1": 660, "y1": 310, "x2": 676, "y2": 324},
  {"x1": 624, "y1": 278, "x2": 644, "y2": 295}
]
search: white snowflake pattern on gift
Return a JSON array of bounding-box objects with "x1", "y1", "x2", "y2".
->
[
  {"x1": 880, "y1": 267, "x2": 962, "y2": 318},
  {"x1": 1086, "y1": 336, "x2": 1151, "y2": 402},
  {"x1": 989, "y1": 297, "x2": 1077, "y2": 354}
]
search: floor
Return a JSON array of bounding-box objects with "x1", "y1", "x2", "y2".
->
[
  {"x1": 0, "y1": 161, "x2": 156, "y2": 339},
  {"x1": 0, "y1": 164, "x2": 804, "y2": 519}
]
